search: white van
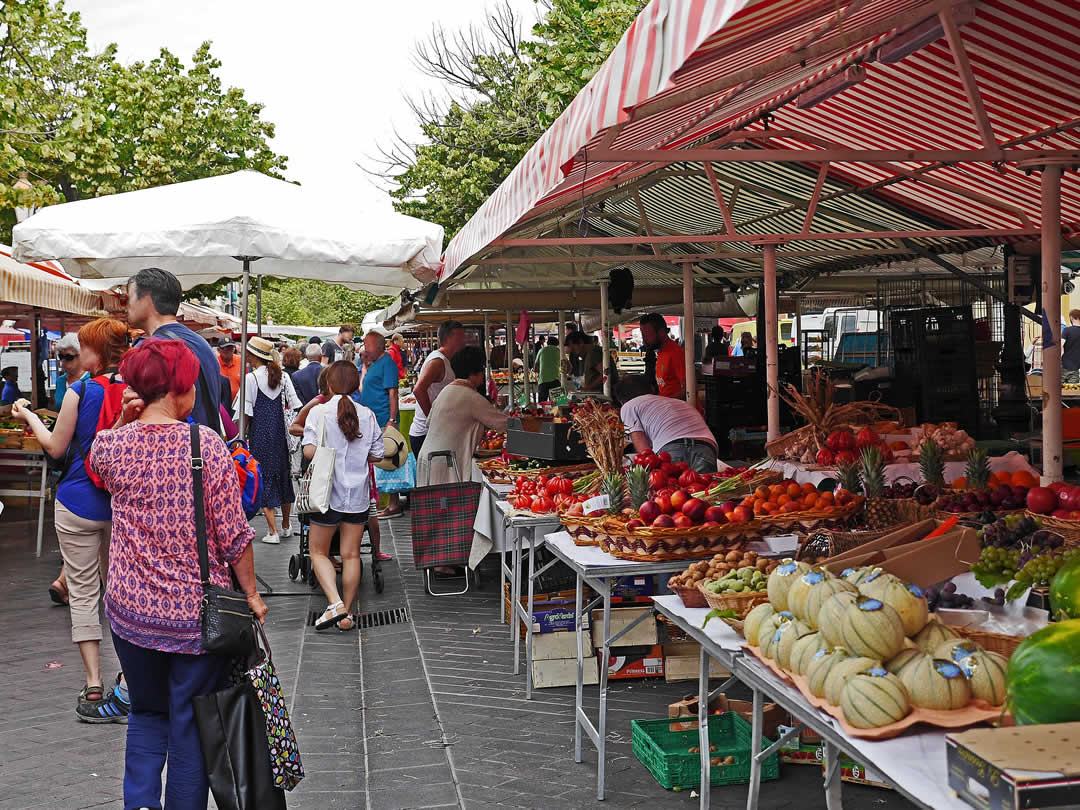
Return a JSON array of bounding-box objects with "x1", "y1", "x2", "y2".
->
[{"x1": 799, "y1": 308, "x2": 883, "y2": 361}]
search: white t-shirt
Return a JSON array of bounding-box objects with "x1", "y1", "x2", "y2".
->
[
  {"x1": 619, "y1": 394, "x2": 717, "y2": 453},
  {"x1": 409, "y1": 348, "x2": 454, "y2": 437},
  {"x1": 302, "y1": 395, "x2": 385, "y2": 514},
  {"x1": 235, "y1": 365, "x2": 302, "y2": 420}
]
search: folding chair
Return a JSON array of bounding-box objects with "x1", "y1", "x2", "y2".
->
[{"x1": 410, "y1": 450, "x2": 481, "y2": 596}]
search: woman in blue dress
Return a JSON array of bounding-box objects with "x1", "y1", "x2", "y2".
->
[{"x1": 236, "y1": 336, "x2": 302, "y2": 545}]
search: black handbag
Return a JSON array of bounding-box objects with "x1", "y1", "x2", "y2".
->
[
  {"x1": 192, "y1": 664, "x2": 288, "y2": 810},
  {"x1": 191, "y1": 424, "x2": 255, "y2": 657}
]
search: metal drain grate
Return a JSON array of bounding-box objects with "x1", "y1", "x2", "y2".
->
[{"x1": 357, "y1": 607, "x2": 409, "y2": 628}]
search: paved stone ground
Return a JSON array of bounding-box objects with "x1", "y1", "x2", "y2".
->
[{"x1": 0, "y1": 501, "x2": 919, "y2": 809}]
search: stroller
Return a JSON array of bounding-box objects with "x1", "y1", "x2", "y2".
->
[{"x1": 288, "y1": 510, "x2": 385, "y2": 594}]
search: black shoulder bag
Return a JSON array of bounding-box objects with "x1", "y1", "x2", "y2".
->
[{"x1": 192, "y1": 424, "x2": 255, "y2": 656}]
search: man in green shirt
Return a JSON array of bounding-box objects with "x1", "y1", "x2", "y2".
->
[{"x1": 535, "y1": 335, "x2": 562, "y2": 402}]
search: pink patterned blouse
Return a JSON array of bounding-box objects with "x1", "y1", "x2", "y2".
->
[{"x1": 91, "y1": 422, "x2": 254, "y2": 654}]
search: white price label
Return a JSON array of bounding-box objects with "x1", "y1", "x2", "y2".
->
[{"x1": 582, "y1": 494, "x2": 610, "y2": 513}]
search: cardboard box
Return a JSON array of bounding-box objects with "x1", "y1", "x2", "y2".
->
[
  {"x1": 830, "y1": 755, "x2": 892, "y2": 790},
  {"x1": 532, "y1": 656, "x2": 599, "y2": 689},
  {"x1": 669, "y1": 693, "x2": 783, "y2": 739},
  {"x1": 591, "y1": 606, "x2": 657, "y2": 649},
  {"x1": 822, "y1": 519, "x2": 938, "y2": 567},
  {"x1": 947, "y1": 723, "x2": 1080, "y2": 810},
  {"x1": 777, "y1": 733, "x2": 821, "y2": 766},
  {"x1": 600, "y1": 644, "x2": 665, "y2": 679},
  {"x1": 612, "y1": 574, "x2": 654, "y2": 600},
  {"x1": 532, "y1": 630, "x2": 583, "y2": 661},
  {"x1": 661, "y1": 642, "x2": 731, "y2": 682},
  {"x1": 822, "y1": 523, "x2": 981, "y2": 590},
  {"x1": 503, "y1": 585, "x2": 590, "y2": 638}
]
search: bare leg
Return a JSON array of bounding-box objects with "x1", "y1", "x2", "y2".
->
[
  {"x1": 338, "y1": 522, "x2": 365, "y2": 613},
  {"x1": 281, "y1": 502, "x2": 292, "y2": 534},
  {"x1": 263, "y1": 506, "x2": 278, "y2": 536},
  {"x1": 381, "y1": 493, "x2": 402, "y2": 516},
  {"x1": 367, "y1": 516, "x2": 381, "y2": 557},
  {"x1": 78, "y1": 640, "x2": 101, "y2": 689},
  {"x1": 308, "y1": 524, "x2": 342, "y2": 607}
]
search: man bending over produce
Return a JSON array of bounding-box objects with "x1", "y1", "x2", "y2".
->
[{"x1": 616, "y1": 374, "x2": 718, "y2": 473}]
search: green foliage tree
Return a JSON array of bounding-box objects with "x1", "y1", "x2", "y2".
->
[
  {"x1": 259, "y1": 278, "x2": 393, "y2": 328},
  {"x1": 1, "y1": 0, "x2": 287, "y2": 243},
  {"x1": 377, "y1": 0, "x2": 642, "y2": 240}
]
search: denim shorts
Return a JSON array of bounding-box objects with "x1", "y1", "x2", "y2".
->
[{"x1": 308, "y1": 507, "x2": 370, "y2": 527}]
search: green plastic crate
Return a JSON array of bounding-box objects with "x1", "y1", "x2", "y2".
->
[{"x1": 631, "y1": 711, "x2": 780, "y2": 791}]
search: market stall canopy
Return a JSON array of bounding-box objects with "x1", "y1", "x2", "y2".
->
[
  {"x1": 441, "y1": 0, "x2": 1079, "y2": 291},
  {"x1": 0, "y1": 244, "x2": 109, "y2": 322},
  {"x1": 12, "y1": 170, "x2": 445, "y2": 295}
]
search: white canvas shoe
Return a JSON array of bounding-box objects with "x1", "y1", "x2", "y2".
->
[
  {"x1": 279, "y1": 526, "x2": 293, "y2": 538},
  {"x1": 261, "y1": 533, "x2": 280, "y2": 545}
]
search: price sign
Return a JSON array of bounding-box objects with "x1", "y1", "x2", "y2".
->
[
  {"x1": 546, "y1": 386, "x2": 565, "y2": 403},
  {"x1": 581, "y1": 494, "x2": 610, "y2": 513}
]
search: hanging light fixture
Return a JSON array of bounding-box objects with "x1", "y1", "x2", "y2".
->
[{"x1": 13, "y1": 171, "x2": 36, "y2": 223}]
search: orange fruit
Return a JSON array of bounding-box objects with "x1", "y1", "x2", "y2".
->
[
  {"x1": 994, "y1": 471, "x2": 1013, "y2": 484},
  {"x1": 781, "y1": 501, "x2": 800, "y2": 513},
  {"x1": 818, "y1": 490, "x2": 834, "y2": 504},
  {"x1": 761, "y1": 502, "x2": 777, "y2": 514},
  {"x1": 769, "y1": 484, "x2": 785, "y2": 497},
  {"x1": 1011, "y1": 470, "x2": 1037, "y2": 488},
  {"x1": 952, "y1": 477, "x2": 968, "y2": 490},
  {"x1": 754, "y1": 486, "x2": 771, "y2": 500},
  {"x1": 776, "y1": 494, "x2": 790, "y2": 506},
  {"x1": 787, "y1": 483, "x2": 803, "y2": 498},
  {"x1": 801, "y1": 481, "x2": 817, "y2": 494},
  {"x1": 803, "y1": 492, "x2": 819, "y2": 508}
]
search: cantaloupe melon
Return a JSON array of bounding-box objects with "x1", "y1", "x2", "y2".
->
[
  {"x1": 857, "y1": 569, "x2": 902, "y2": 600},
  {"x1": 869, "y1": 579, "x2": 929, "y2": 637},
  {"x1": 774, "y1": 618, "x2": 813, "y2": 670},
  {"x1": 806, "y1": 647, "x2": 852, "y2": 699},
  {"x1": 839, "y1": 597, "x2": 905, "y2": 662},
  {"x1": 790, "y1": 632, "x2": 829, "y2": 676},
  {"x1": 823, "y1": 655, "x2": 880, "y2": 706},
  {"x1": 743, "y1": 602, "x2": 776, "y2": 647},
  {"x1": 759, "y1": 611, "x2": 795, "y2": 660},
  {"x1": 841, "y1": 566, "x2": 874, "y2": 586},
  {"x1": 934, "y1": 639, "x2": 1008, "y2": 706},
  {"x1": 767, "y1": 559, "x2": 810, "y2": 611},
  {"x1": 900, "y1": 656, "x2": 972, "y2": 710},
  {"x1": 886, "y1": 647, "x2": 927, "y2": 680},
  {"x1": 818, "y1": 591, "x2": 859, "y2": 647},
  {"x1": 804, "y1": 577, "x2": 858, "y2": 631},
  {"x1": 787, "y1": 569, "x2": 827, "y2": 623},
  {"x1": 913, "y1": 618, "x2": 960, "y2": 653},
  {"x1": 840, "y1": 668, "x2": 911, "y2": 728}
]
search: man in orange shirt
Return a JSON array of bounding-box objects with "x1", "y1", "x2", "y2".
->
[
  {"x1": 217, "y1": 341, "x2": 242, "y2": 400},
  {"x1": 640, "y1": 313, "x2": 685, "y2": 399}
]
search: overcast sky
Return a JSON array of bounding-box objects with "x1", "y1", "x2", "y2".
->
[{"x1": 66, "y1": 0, "x2": 539, "y2": 212}]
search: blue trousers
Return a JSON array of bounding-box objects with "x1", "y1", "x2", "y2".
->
[{"x1": 112, "y1": 632, "x2": 228, "y2": 810}]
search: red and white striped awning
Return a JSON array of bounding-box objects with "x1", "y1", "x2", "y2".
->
[
  {"x1": 442, "y1": 0, "x2": 1080, "y2": 280},
  {"x1": 0, "y1": 245, "x2": 109, "y2": 320}
]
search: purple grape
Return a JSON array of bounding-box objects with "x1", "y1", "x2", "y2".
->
[{"x1": 943, "y1": 582, "x2": 957, "y2": 595}]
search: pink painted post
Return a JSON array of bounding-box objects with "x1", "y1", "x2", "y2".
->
[
  {"x1": 1041, "y1": 165, "x2": 1064, "y2": 482},
  {"x1": 764, "y1": 245, "x2": 780, "y2": 441}
]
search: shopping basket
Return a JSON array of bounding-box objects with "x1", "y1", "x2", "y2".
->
[{"x1": 410, "y1": 450, "x2": 480, "y2": 596}]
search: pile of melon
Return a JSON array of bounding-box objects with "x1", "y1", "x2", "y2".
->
[{"x1": 746, "y1": 560, "x2": 1008, "y2": 729}]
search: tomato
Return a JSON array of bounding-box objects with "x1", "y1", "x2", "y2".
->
[
  {"x1": 515, "y1": 476, "x2": 528, "y2": 491},
  {"x1": 513, "y1": 495, "x2": 531, "y2": 509},
  {"x1": 546, "y1": 481, "x2": 561, "y2": 498},
  {"x1": 559, "y1": 477, "x2": 574, "y2": 496},
  {"x1": 648, "y1": 470, "x2": 668, "y2": 491},
  {"x1": 657, "y1": 451, "x2": 672, "y2": 464},
  {"x1": 537, "y1": 476, "x2": 549, "y2": 490},
  {"x1": 531, "y1": 496, "x2": 555, "y2": 513},
  {"x1": 678, "y1": 470, "x2": 698, "y2": 488}
]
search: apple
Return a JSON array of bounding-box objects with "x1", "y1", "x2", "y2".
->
[
  {"x1": 626, "y1": 518, "x2": 645, "y2": 530},
  {"x1": 719, "y1": 499, "x2": 738, "y2": 515},
  {"x1": 1053, "y1": 508, "x2": 1073, "y2": 519},
  {"x1": 682, "y1": 498, "x2": 708, "y2": 524},
  {"x1": 638, "y1": 500, "x2": 660, "y2": 524},
  {"x1": 703, "y1": 520, "x2": 722, "y2": 528},
  {"x1": 704, "y1": 505, "x2": 726, "y2": 524},
  {"x1": 647, "y1": 470, "x2": 668, "y2": 491},
  {"x1": 651, "y1": 513, "x2": 675, "y2": 528},
  {"x1": 670, "y1": 488, "x2": 691, "y2": 512},
  {"x1": 730, "y1": 506, "x2": 751, "y2": 523},
  {"x1": 654, "y1": 494, "x2": 673, "y2": 515},
  {"x1": 673, "y1": 514, "x2": 694, "y2": 529},
  {"x1": 1028, "y1": 486, "x2": 1060, "y2": 515}
]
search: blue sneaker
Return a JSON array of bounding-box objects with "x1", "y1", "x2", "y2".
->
[{"x1": 76, "y1": 675, "x2": 129, "y2": 724}]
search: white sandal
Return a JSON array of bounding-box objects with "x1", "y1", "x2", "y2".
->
[{"x1": 315, "y1": 601, "x2": 346, "y2": 630}]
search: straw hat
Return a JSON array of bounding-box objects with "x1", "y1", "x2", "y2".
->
[
  {"x1": 375, "y1": 424, "x2": 409, "y2": 471},
  {"x1": 245, "y1": 336, "x2": 276, "y2": 363}
]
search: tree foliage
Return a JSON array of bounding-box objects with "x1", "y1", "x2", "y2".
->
[
  {"x1": 259, "y1": 278, "x2": 392, "y2": 328},
  {"x1": 376, "y1": 0, "x2": 642, "y2": 240},
  {"x1": 1, "y1": 0, "x2": 288, "y2": 243}
]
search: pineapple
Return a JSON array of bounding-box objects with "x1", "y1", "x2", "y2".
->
[
  {"x1": 860, "y1": 446, "x2": 895, "y2": 529},
  {"x1": 626, "y1": 465, "x2": 650, "y2": 511},
  {"x1": 837, "y1": 461, "x2": 861, "y2": 496},
  {"x1": 603, "y1": 471, "x2": 625, "y2": 515},
  {"x1": 965, "y1": 448, "x2": 991, "y2": 492},
  {"x1": 919, "y1": 438, "x2": 945, "y2": 489}
]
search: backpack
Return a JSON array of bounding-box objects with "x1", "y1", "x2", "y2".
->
[
  {"x1": 70, "y1": 374, "x2": 128, "y2": 490},
  {"x1": 229, "y1": 439, "x2": 263, "y2": 519}
]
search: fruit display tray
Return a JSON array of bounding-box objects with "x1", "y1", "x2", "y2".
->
[{"x1": 744, "y1": 645, "x2": 1006, "y2": 741}]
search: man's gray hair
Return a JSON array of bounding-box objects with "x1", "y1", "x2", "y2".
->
[
  {"x1": 305, "y1": 343, "x2": 322, "y2": 360},
  {"x1": 55, "y1": 333, "x2": 80, "y2": 353},
  {"x1": 366, "y1": 330, "x2": 387, "y2": 351}
]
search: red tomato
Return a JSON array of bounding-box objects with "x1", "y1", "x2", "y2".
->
[
  {"x1": 515, "y1": 476, "x2": 528, "y2": 490},
  {"x1": 537, "y1": 476, "x2": 549, "y2": 489},
  {"x1": 648, "y1": 470, "x2": 668, "y2": 491},
  {"x1": 559, "y1": 477, "x2": 574, "y2": 496},
  {"x1": 657, "y1": 451, "x2": 672, "y2": 464},
  {"x1": 546, "y1": 481, "x2": 561, "y2": 497}
]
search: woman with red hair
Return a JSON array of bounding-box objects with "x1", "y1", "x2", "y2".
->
[
  {"x1": 89, "y1": 339, "x2": 267, "y2": 810},
  {"x1": 14, "y1": 316, "x2": 131, "y2": 723}
]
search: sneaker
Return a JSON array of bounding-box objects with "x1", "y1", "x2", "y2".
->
[
  {"x1": 261, "y1": 533, "x2": 280, "y2": 545},
  {"x1": 76, "y1": 683, "x2": 129, "y2": 724},
  {"x1": 279, "y1": 526, "x2": 293, "y2": 539}
]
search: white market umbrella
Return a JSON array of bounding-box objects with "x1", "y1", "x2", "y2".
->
[{"x1": 13, "y1": 170, "x2": 444, "y2": 435}]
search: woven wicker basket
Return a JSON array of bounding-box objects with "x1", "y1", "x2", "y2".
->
[
  {"x1": 796, "y1": 524, "x2": 902, "y2": 561},
  {"x1": 893, "y1": 498, "x2": 939, "y2": 523},
  {"x1": 953, "y1": 626, "x2": 1025, "y2": 659},
  {"x1": 559, "y1": 514, "x2": 605, "y2": 546},
  {"x1": 756, "y1": 499, "x2": 863, "y2": 533},
  {"x1": 671, "y1": 584, "x2": 708, "y2": 609},
  {"x1": 765, "y1": 424, "x2": 818, "y2": 461},
  {"x1": 600, "y1": 517, "x2": 760, "y2": 561},
  {"x1": 696, "y1": 583, "x2": 769, "y2": 618},
  {"x1": 1026, "y1": 511, "x2": 1080, "y2": 545}
]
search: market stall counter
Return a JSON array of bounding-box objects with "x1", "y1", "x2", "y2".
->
[
  {"x1": 764, "y1": 450, "x2": 1039, "y2": 488},
  {"x1": 0, "y1": 447, "x2": 50, "y2": 555}
]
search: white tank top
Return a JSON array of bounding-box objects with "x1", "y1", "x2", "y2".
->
[{"x1": 410, "y1": 348, "x2": 454, "y2": 436}]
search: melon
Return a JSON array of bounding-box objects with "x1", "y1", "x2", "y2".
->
[
  {"x1": 839, "y1": 597, "x2": 905, "y2": 662},
  {"x1": 841, "y1": 566, "x2": 874, "y2": 586},
  {"x1": 786, "y1": 569, "x2": 828, "y2": 623},
  {"x1": 871, "y1": 580, "x2": 929, "y2": 637},
  {"x1": 886, "y1": 647, "x2": 928, "y2": 680},
  {"x1": 934, "y1": 639, "x2": 1008, "y2": 707},
  {"x1": 759, "y1": 611, "x2": 795, "y2": 660},
  {"x1": 794, "y1": 574, "x2": 857, "y2": 630},
  {"x1": 913, "y1": 618, "x2": 960, "y2": 653},
  {"x1": 767, "y1": 559, "x2": 810, "y2": 611},
  {"x1": 1007, "y1": 619, "x2": 1080, "y2": 725},
  {"x1": 900, "y1": 656, "x2": 972, "y2": 710},
  {"x1": 774, "y1": 618, "x2": 813, "y2": 671},
  {"x1": 790, "y1": 632, "x2": 829, "y2": 676},
  {"x1": 857, "y1": 569, "x2": 901, "y2": 600},
  {"x1": 1049, "y1": 557, "x2": 1080, "y2": 621},
  {"x1": 823, "y1": 655, "x2": 880, "y2": 706},
  {"x1": 743, "y1": 602, "x2": 776, "y2": 647},
  {"x1": 841, "y1": 668, "x2": 911, "y2": 729},
  {"x1": 806, "y1": 647, "x2": 852, "y2": 699},
  {"x1": 818, "y1": 591, "x2": 859, "y2": 647}
]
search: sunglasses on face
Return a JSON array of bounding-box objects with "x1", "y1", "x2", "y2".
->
[{"x1": 58, "y1": 353, "x2": 78, "y2": 362}]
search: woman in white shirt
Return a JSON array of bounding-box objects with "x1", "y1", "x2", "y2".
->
[{"x1": 303, "y1": 361, "x2": 385, "y2": 631}]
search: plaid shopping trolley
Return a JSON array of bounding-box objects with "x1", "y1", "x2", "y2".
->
[{"x1": 410, "y1": 450, "x2": 480, "y2": 596}]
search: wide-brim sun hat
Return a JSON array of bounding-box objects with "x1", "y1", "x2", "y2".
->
[
  {"x1": 245, "y1": 336, "x2": 276, "y2": 363},
  {"x1": 375, "y1": 424, "x2": 409, "y2": 471}
]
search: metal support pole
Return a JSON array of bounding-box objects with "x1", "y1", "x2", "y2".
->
[
  {"x1": 30, "y1": 311, "x2": 41, "y2": 408},
  {"x1": 256, "y1": 275, "x2": 263, "y2": 337},
  {"x1": 506, "y1": 310, "x2": 513, "y2": 409},
  {"x1": 793, "y1": 295, "x2": 802, "y2": 373},
  {"x1": 599, "y1": 282, "x2": 611, "y2": 398},
  {"x1": 764, "y1": 245, "x2": 780, "y2": 441},
  {"x1": 1041, "y1": 164, "x2": 1064, "y2": 482},
  {"x1": 239, "y1": 260, "x2": 251, "y2": 439},
  {"x1": 483, "y1": 312, "x2": 491, "y2": 391},
  {"x1": 523, "y1": 319, "x2": 531, "y2": 408},
  {"x1": 557, "y1": 309, "x2": 566, "y2": 391},
  {"x1": 683, "y1": 263, "x2": 696, "y2": 406}
]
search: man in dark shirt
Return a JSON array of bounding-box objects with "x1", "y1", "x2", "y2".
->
[
  {"x1": 292, "y1": 343, "x2": 323, "y2": 404},
  {"x1": 126, "y1": 267, "x2": 221, "y2": 431},
  {"x1": 1063, "y1": 309, "x2": 1080, "y2": 384},
  {"x1": 322, "y1": 324, "x2": 354, "y2": 365}
]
